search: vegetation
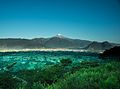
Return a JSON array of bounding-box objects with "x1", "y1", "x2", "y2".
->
[
  {"x1": 99, "y1": 46, "x2": 120, "y2": 61},
  {"x1": 50, "y1": 62, "x2": 120, "y2": 89},
  {"x1": 60, "y1": 58, "x2": 72, "y2": 66},
  {"x1": 0, "y1": 62, "x2": 21, "y2": 89},
  {"x1": 0, "y1": 58, "x2": 120, "y2": 89}
]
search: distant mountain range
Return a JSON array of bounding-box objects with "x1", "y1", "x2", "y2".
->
[
  {"x1": 32, "y1": 34, "x2": 91, "y2": 48},
  {"x1": 0, "y1": 34, "x2": 119, "y2": 50},
  {"x1": 84, "y1": 41, "x2": 113, "y2": 51}
]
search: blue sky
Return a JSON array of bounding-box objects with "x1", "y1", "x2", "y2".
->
[{"x1": 0, "y1": 0, "x2": 120, "y2": 43}]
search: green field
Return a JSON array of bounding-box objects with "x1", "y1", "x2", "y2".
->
[{"x1": 0, "y1": 51, "x2": 119, "y2": 89}]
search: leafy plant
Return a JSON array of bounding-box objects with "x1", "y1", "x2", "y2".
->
[
  {"x1": 49, "y1": 62, "x2": 120, "y2": 89},
  {"x1": 60, "y1": 58, "x2": 72, "y2": 66}
]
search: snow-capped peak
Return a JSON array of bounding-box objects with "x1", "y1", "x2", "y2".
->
[{"x1": 55, "y1": 34, "x2": 64, "y2": 38}]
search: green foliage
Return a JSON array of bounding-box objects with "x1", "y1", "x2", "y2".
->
[
  {"x1": 99, "y1": 46, "x2": 120, "y2": 61},
  {"x1": 80, "y1": 60, "x2": 100, "y2": 67},
  {"x1": 17, "y1": 64, "x2": 64, "y2": 89},
  {"x1": 32, "y1": 82, "x2": 44, "y2": 89},
  {"x1": 17, "y1": 67, "x2": 43, "y2": 89},
  {"x1": 104, "y1": 76, "x2": 119, "y2": 89},
  {"x1": 35, "y1": 65, "x2": 61, "y2": 85},
  {"x1": 60, "y1": 58, "x2": 72, "y2": 66},
  {"x1": 0, "y1": 59, "x2": 120, "y2": 89},
  {"x1": 0, "y1": 62, "x2": 20, "y2": 89},
  {"x1": 50, "y1": 62, "x2": 120, "y2": 89},
  {"x1": 0, "y1": 73, "x2": 19, "y2": 89}
]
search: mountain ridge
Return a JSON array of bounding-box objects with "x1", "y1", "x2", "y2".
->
[
  {"x1": 84, "y1": 41, "x2": 113, "y2": 50},
  {"x1": 0, "y1": 34, "x2": 119, "y2": 50}
]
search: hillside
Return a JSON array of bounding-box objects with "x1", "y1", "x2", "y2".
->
[
  {"x1": 33, "y1": 34, "x2": 91, "y2": 48},
  {"x1": 85, "y1": 41, "x2": 113, "y2": 50},
  {"x1": 0, "y1": 34, "x2": 118, "y2": 50}
]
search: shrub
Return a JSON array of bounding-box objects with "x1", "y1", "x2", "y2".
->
[
  {"x1": 0, "y1": 73, "x2": 20, "y2": 89},
  {"x1": 60, "y1": 58, "x2": 72, "y2": 66},
  {"x1": 99, "y1": 46, "x2": 120, "y2": 61},
  {"x1": 50, "y1": 62, "x2": 120, "y2": 89},
  {"x1": 32, "y1": 82, "x2": 44, "y2": 89}
]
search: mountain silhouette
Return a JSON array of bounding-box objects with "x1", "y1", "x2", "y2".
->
[
  {"x1": 85, "y1": 41, "x2": 113, "y2": 50},
  {"x1": 0, "y1": 35, "x2": 119, "y2": 50},
  {"x1": 32, "y1": 34, "x2": 91, "y2": 48}
]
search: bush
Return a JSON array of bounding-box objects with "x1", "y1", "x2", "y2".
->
[
  {"x1": 60, "y1": 58, "x2": 72, "y2": 66},
  {"x1": 1, "y1": 59, "x2": 120, "y2": 89},
  {"x1": 32, "y1": 82, "x2": 44, "y2": 89},
  {"x1": 0, "y1": 62, "x2": 21, "y2": 89},
  {"x1": 0, "y1": 73, "x2": 20, "y2": 89},
  {"x1": 99, "y1": 46, "x2": 120, "y2": 61},
  {"x1": 50, "y1": 62, "x2": 120, "y2": 89}
]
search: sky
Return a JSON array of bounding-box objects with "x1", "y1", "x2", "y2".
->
[{"x1": 0, "y1": 0, "x2": 120, "y2": 43}]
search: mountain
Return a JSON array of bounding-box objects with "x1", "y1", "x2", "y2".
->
[
  {"x1": 32, "y1": 34, "x2": 91, "y2": 48},
  {"x1": 85, "y1": 41, "x2": 113, "y2": 50},
  {"x1": 0, "y1": 38, "x2": 44, "y2": 49},
  {"x1": 0, "y1": 34, "x2": 118, "y2": 50}
]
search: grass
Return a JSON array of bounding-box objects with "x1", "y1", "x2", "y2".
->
[{"x1": 0, "y1": 60, "x2": 120, "y2": 89}]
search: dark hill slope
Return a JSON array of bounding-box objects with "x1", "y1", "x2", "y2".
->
[
  {"x1": 85, "y1": 41, "x2": 113, "y2": 50},
  {"x1": 32, "y1": 35, "x2": 91, "y2": 48},
  {"x1": 99, "y1": 46, "x2": 120, "y2": 61},
  {"x1": 0, "y1": 38, "x2": 43, "y2": 49}
]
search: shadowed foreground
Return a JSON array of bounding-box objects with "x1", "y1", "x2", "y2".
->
[{"x1": 0, "y1": 60, "x2": 120, "y2": 89}]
